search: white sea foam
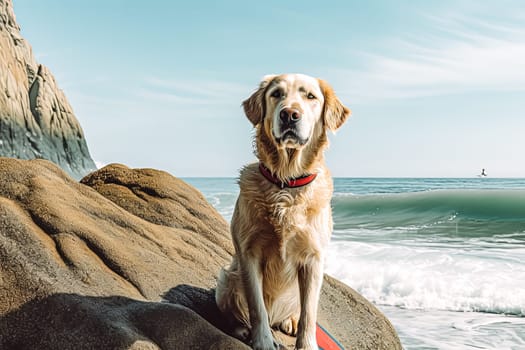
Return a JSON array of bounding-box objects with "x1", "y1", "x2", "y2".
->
[
  {"x1": 204, "y1": 192, "x2": 236, "y2": 220},
  {"x1": 325, "y1": 240, "x2": 525, "y2": 316},
  {"x1": 380, "y1": 306, "x2": 525, "y2": 350}
]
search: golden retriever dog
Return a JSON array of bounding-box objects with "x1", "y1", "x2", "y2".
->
[{"x1": 215, "y1": 73, "x2": 350, "y2": 350}]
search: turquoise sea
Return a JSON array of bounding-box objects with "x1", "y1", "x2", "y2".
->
[{"x1": 185, "y1": 177, "x2": 525, "y2": 350}]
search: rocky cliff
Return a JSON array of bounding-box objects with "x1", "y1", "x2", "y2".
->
[
  {"x1": 0, "y1": 0, "x2": 96, "y2": 179},
  {"x1": 0, "y1": 158, "x2": 402, "y2": 350}
]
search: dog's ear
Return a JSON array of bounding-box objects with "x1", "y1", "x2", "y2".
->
[
  {"x1": 318, "y1": 79, "x2": 351, "y2": 132},
  {"x1": 243, "y1": 75, "x2": 277, "y2": 126}
]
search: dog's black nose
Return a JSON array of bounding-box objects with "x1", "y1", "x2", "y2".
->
[{"x1": 279, "y1": 108, "x2": 301, "y2": 123}]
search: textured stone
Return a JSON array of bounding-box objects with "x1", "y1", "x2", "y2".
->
[{"x1": 0, "y1": 0, "x2": 96, "y2": 179}]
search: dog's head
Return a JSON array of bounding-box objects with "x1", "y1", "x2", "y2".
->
[{"x1": 243, "y1": 74, "x2": 350, "y2": 150}]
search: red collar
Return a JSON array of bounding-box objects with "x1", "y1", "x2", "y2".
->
[{"x1": 259, "y1": 162, "x2": 317, "y2": 189}]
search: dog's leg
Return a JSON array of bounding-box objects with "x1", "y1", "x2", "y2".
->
[
  {"x1": 295, "y1": 258, "x2": 323, "y2": 350},
  {"x1": 241, "y1": 254, "x2": 279, "y2": 350}
]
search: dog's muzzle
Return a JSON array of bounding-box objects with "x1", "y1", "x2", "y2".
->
[
  {"x1": 275, "y1": 107, "x2": 307, "y2": 145},
  {"x1": 279, "y1": 107, "x2": 302, "y2": 124}
]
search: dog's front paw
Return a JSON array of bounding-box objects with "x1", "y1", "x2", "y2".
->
[
  {"x1": 279, "y1": 316, "x2": 298, "y2": 336},
  {"x1": 295, "y1": 334, "x2": 319, "y2": 350},
  {"x1": 294, "y1": 344, "x2": 319, "y2": 350},
  {"x1": 252, "y1": 331, "x2": 280, "y2": 350},
  {"x1": 294, "y1": 345, "x2": 319, "y2": 350}
]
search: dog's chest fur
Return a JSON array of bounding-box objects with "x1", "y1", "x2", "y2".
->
[{"x1": 236, "y1": 164, "x2": 333, "y2": 268}]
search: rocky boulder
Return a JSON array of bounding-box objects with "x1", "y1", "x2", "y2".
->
[
  {"x1": 0, "y1": 158, "x2": 402, "y2": 349},
  {"x1": 0, "y1": 0, "x2": 96, "y2": 179}
]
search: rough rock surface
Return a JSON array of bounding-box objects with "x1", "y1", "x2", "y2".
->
[
  {"x1": 0, "y1": 158, "x2": 402, "y2": 349},
  {"x1": 0, "y1": 0, "x2": 96, "y2": 179}
]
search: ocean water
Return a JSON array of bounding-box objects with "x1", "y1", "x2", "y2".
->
[{"x1": 184, "y1": 177, "x2": 525, "y2": 350}]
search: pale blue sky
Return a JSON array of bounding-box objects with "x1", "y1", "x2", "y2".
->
[{"x1": 13, "y1": 0, "x2": 525, "y2": 177}]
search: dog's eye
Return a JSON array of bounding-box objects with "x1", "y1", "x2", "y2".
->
[
  {"x1": 270, "y1": 89, "x2": 282, "y2": 98},
  {"x1": 307, "y1": 93, "x2": 316, "y2": 100}
]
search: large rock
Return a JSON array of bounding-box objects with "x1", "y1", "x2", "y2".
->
[
  {"x1": 0, "y1": 0, "x2": 96, "y2": 179},
  {"x1": 0, "y1": 158, "x2": 402, "y2": 349}
]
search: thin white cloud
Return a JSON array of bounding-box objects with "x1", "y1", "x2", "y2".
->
[
  {"x1": 138, "y1": 77, "x2": 250, "y2": 106},
  {"x1": 68, "y1": 77, "x2": 251, "y2": 125},
  {"x1": 336, "y1": 14, "x2": 525, "y2": 102}
]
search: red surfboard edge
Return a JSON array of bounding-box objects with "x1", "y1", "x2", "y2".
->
[{"x1": 316, "y1": 323, "x2": 345, "y2": 350}]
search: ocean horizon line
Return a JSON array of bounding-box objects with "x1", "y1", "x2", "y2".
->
[{"x1": 180, "y1": 176, "x2": 525, "y2": 179}]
